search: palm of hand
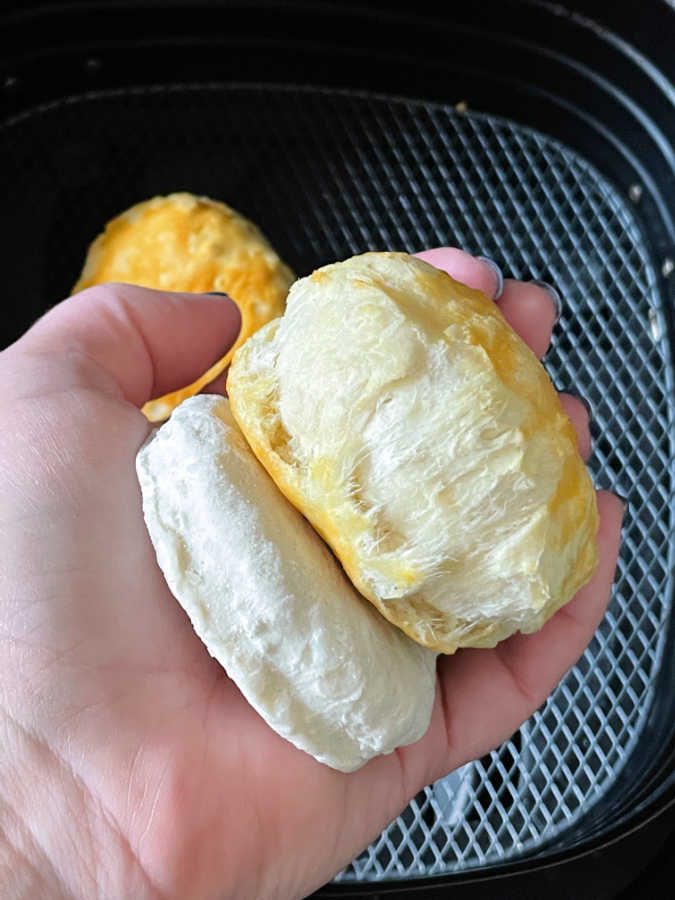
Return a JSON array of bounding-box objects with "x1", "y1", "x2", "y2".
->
[
  {"x1": 1, "y1": 346, "x2": 429, "y2": 900},
  {"x1": 0, "y1": 255, "x2": 622, "y2": 900}
]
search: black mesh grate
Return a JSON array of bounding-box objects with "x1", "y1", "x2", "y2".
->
[{"x1": 1, "y1": 84, "x2": 672, "y2": 880}]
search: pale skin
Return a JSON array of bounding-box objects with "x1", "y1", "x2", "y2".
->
[{"x1": 0, "y1": 248, "x2": 623, "y2": 900}]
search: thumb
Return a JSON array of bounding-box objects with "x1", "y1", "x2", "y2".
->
[{"x1": 10, "y1": 283, "x2": 241, "y2": 407}]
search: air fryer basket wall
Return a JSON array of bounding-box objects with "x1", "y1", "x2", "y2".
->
[{"x1": 1, "y1": 2, "x2": 673, "y2": 897}]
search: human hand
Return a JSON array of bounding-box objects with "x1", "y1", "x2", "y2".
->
[{"x1": 0, "y1": 249, "x2": 623, "y2": 900}]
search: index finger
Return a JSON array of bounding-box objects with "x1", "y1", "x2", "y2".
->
[{"x1": 414, "y1": 248, "x2": 559, "y2": 359}]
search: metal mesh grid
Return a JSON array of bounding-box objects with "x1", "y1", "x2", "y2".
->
[{"x1": 0, "y1": 84, "x2": 672, "y2": 880}]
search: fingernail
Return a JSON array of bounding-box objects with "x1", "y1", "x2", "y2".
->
[
  {"x1": 615, "y1": 491, "x2": 630, "y2": 513},
  {"x1": 476, "y1": 256, "x2": 504, "y2": 300},
  {"x1": 530, "y1": 279, "x2": 563, "y2": 323},
  {"x1": 568, "y1": 391, "x2": 599, "y2": 442},
  {"x1": 569, "y1": 391, "x2": 593, "y2": 420},
  {"x1": 207, "y1": 291, "x2": 232, "y2": 298}
]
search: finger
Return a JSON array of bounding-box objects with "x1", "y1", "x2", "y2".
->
[
  {"x1": 432, "y1": 490, "x2": 624, "y2": 776},
  {"x1": 142, "y1": 352, "x2": 234, "y2": 422},
  {"x1": 415, "y1": 249, "x2": 560, "y2": 360},
  {"x1": 415, "y1": 247, "x2": 503, "y2": 299},
  {"x1": 202, "y1": 367, "x2": 230, "y2": 397},
  {"x1": 15, "y1": 283, "x2": 241, "y2": 408},
  {"x1": 558, "y1": 393, "x2": 592, "y2": 461},
  {"x1": 496, "y1": 279, "x2": 560, "y2": 358}
]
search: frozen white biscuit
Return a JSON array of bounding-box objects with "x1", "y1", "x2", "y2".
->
[
  {"x1": 136, "y1": 395, "x2": 437, "y2": 773},
  {"x1": 228, "y1": 252, "x2": 599, "y2": 654}
]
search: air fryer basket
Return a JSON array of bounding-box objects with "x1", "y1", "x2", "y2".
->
[{"x1": 1, "y1": 2, "x2": 673, "y2": 897}]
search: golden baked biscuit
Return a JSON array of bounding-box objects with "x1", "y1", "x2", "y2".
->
[
  {"x1": 73, "y1": 192, "x2": 294, "y2": 421},
  {"x1": 228, "y1": 252, "x2": 599, "y2": 654}
]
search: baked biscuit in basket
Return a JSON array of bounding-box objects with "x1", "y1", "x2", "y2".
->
[
  {"x1": 228, "y1": 252, "x2": 599, "y2": 654},
  {"x1": 73, "y1": 192, "x2": 294, "y2": 421}
]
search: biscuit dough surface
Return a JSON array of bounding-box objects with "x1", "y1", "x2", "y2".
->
[
  {"x1": 228, "y1": 252, "x2": 599, "y2": 653},
  {"x1": 136, "y1": 395, "x2": 438, "y2": 772},
  {"x1": 74, "y1": 192, "x2": 294, "y2": 421}
]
